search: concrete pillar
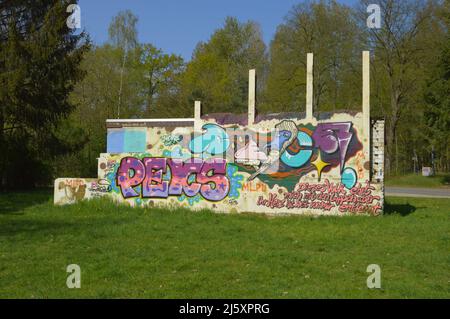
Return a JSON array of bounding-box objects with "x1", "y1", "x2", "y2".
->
[
  {"x1": 362, "y1": 51, "x2": 371, "y2": 181},
  {"x1": 248, "y1": 69, "x2": 256, "y2": 126},
  {"x1": 194, "y1": 100, "x2": 201, "y2": 131},
  {"x1": 306, "y1": 53, "x2": 313, "y2": 120},
  {"x1": 362, "y1": 51, "x2": 370, "y2": 139}
]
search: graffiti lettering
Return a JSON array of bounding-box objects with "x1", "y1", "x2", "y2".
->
[
  {"x1": 161, "y1": 134, "x2": 182, "y2": 146},
  {"x1": 312, "y1": 122, "x2": 353, "y2": 172},
  {"x1": 56, "y1": 115, "x2": 384, "y2": 216},
  {"x1": 231, "y1": 121, "x2": 361, "y2": 183},
  {"x1": 88, "y1": 180, "x2": 112, "y2": 193},
  {"x1": 256, "y1": 179, "x2": 382, "y2": 215},
  {"x1": 189, "y1": 123, "x2": 230, "y2": 156},
  {"x1": 281, "y1": 131, "x2": 313, "y2": 168},
  {"x1": 242, "y1": 182, "x2": 267, "y2": 192},
  {"x1": 117, "y1": 157, "x2": 230, "y2": 201}
]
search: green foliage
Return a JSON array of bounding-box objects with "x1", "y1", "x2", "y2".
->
[
  {"x1": 360, "y1": 0, "x2": 447, "y2": 174},
  {"x1": 108, "y1": 9, "x2": 138, "y2": 51},
  {"x1": 62, "y1": 44, "x2": 185, "y2": 177},
  {"x1": 423, "y1": 2, "x2": 450, "y2": 172},
  {"x1": 182, "y1": 17, "x2": 267, "y2": 114},
  {"x1": 264, "y1": 0, "x2": 361, "y2": 113},
  {"x1": 0, "y1": 0, "x2": 90, "y2": 188},
  {"x1": 136, "y1": 43, "x2": 185, "y2": 117},
  {"x1": 61, "y1": 45, "x2": 144, "y2": 177},
  {"x1": 56, "y1": 10, "x2": 185, "y2": 178},
  {"x1": 3, "y1": 1, "x2": 449, "y2": 184}
]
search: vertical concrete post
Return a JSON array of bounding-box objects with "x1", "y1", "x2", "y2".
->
[
  {"x1": 362, "y1": 51, "x2": 370, "y2": 139},
  {"x1": 194, "y1": 100, "x2": 202, "y2": 131},
  {"x1": 248, "y1": 69, "x2": 256, "y2": 126},
  {"x1": 306, "y1": 53, "x2": 314, "y2": 120},
  {"x1": 362, "y1": 51, "x2": 371, "y2": 181}
]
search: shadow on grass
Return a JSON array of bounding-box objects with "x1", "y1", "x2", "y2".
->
[
  {"x1": 384, "y1": 201, "x2": 417, "y2": 216},
  {"x1": 0, "y1": 188, "x2": 52, "y2": 215},
  {"x1": 441, "y1": 174, "x2": 450, "y2": 186}
]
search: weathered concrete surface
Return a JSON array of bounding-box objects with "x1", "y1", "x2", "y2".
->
[
  {"x1": 55, "y1": 52, "x2": 385, "y2": 216},
  {"x1": 55, "y1": 112, "x2": 385, "y2": 216}
]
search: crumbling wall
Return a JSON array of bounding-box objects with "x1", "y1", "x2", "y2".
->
[
  {"x1": 371, "y1": 119, "x2": 385, "y2": 183},
  {"x1": 55, "y1": 113, "x2": 384, "y2": 215},
  {"x1": 54, "y1": 51, "x2": 384, "y2": 215}
]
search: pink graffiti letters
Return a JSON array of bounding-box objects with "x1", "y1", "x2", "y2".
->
[
  {"x1": 117, "y1": 157, "x2": 145, "y2": 198},
  {"x1": 142, "y1": 158, "x2": 169, "y2": 198},
  {"x1": 196, "y1": 158, "x2": 230, "y2": 201},
  {"x1": 117, "y1": 156, "x2": 230, "y2": 201},
  {"x1": 256, "y1": 179, "x2": 382, "y2": 215},
  {"x1": 167, "y1": 158, "x2": 204, "y2": 197}
]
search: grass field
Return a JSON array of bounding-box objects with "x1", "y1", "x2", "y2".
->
[
  {"x1": 0, "y1": 189, "x2": 449, "y2": 298},
  {"x1": 385, "y1": 173, "x2": 450, "y2": 188}
]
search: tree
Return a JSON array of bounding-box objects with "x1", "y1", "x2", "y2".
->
[
  {"x1": 358, "y1": 0, "x2": 443, "y2": 174},
  {"x1": 182, "y1": 17, "x2": 267, "y2": 114},
  {"x1": 108, "y1": 9, "x2": 138, "y2": 51},
  {"x1": 61, "y1": 12, "x2": 185, "y2": 176},
  {"x1": 61, "y1": 44, "x2": 145, "y2": 177},
  {"x1": 264, "y1": 0, "x2": 361, "y2": 113},
  {"x1": 0, "y1": 0, "x2": 89, "y2": 188},
  {"x1": 108, "y1": 10, "x2": 139, "y2": 118},
  {"x1": 423, "y1": 1, "x2": 450, "y2": 172},
  {"x1": 136, "y1": 44, "x2": 184, "y2": 117}
]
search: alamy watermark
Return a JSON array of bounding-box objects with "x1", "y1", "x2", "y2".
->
[
  {"x1": 366, "y1": 264, "x2": 381, "y2": 289},
  {"x1": 66, "y1": 4, "x2": 81, "y2": 30},
  {"x1": 367, "y1": 4, "x2": 381, "y2": 29},
  {"x1": 66, "y1": 264, "x2": 81, "y2": 288}
]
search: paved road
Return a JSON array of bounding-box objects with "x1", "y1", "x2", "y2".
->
[{"x1": 385, "y1": 187, "x2": 450, "y2": 199}]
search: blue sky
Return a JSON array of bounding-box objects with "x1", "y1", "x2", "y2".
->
[{"x1": 78, "y1": 0, "x2": 358, "y2": 60}]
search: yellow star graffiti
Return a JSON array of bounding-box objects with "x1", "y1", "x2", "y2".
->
[{"x1": 311, "y1": 152, "x2": 331, "y2": 181}]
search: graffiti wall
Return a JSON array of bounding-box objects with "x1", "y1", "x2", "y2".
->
[
  {"x1": 54, "y1": 178, "x2": 111, "y2": 205},
  {"x1": 54, "y1": 113, "x2": 384, "y2": 215}
]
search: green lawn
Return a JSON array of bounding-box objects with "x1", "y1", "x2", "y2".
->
[
  {"x1": 0, "y1": 189, "x2": 449, "y2": 298},
  {"x1": 385, "y1": 173, "x2": 450, "y2": 188}
]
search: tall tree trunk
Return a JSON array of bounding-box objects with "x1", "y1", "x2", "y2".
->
[
  {"x1": 386, "y1": 112, "x2": 398, "y2": 176},
  {"x1": 395, "y1": 134, "x2": 399, "y2": 175},
  {"x1": 386, "y1": 83, "x2": 401, "y2": 176}
]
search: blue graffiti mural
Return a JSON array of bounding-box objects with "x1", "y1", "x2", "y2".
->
[{"x1": 189, "y1": 123, "x2": 230, "y2": 156}]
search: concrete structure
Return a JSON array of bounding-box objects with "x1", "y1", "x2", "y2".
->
[
  {"x1": 55, "y1": 52, "x2": 385, "y2": 215},
  {"x1": 306, "y1": 53, "x2": 313, "y2": 121},
  {"x1": 248, "y1": 69, "x2": 256, "y2": 126}
]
